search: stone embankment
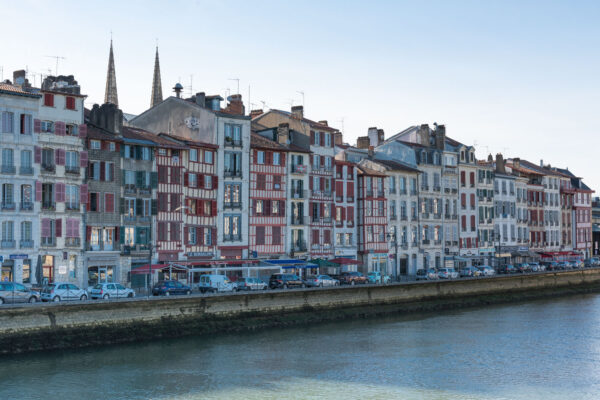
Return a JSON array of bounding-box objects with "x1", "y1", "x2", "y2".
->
[{"x1": 2, "y1": 269, "x2": 600, "y2": 355}]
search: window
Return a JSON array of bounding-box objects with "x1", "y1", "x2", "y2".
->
[
  {"x1": 90, "y1": 140, "x2": 101, "y2": 150},
  {"x1": 66, "y1": 96, "x2": 75, "y2": 110},
  {"x1": 324, "y1": 133, "x2": 331, "y2": 147},
  {"x1": 21, "y1": 221, "x2": 32, "y2": 242},
  {"x1": 65, "y1": 151, "x2": 79, "y2": 171},
  {"x1": 143, "y1": 199, "x2": 151, "y2": 216},
  {"x1": 2, "y1": 148, "x2": 13, "y2": 168},
  {"x1": 188, "y1": 227, "x2": 197, "y2": 245},
  {"x1": 223, "y1": 215, "x2": 241, "y2": 241},
  {"x1": 1, "y1": 112, "x2": 14, "y2": 133},
  {"x1": 188, "y1": 173, "x2": 197, "y2": 188},
  {"x1": 21, "y1": 150, "x2": 32, "y2": 170},
  {"x1": 190, "y1": 149, "x2": 198, "y2": 162},
  {"x1": 273, "y1": 152, "x2": 280, "y2": 165},
  {"x1": 2, "y1": 184, "x2": 13, "y2": 206},
  {"x1": 124, "y1": 227, "x2": 135, "y2": 246},
  {"x1": 2, "y1": 221, "x2": 14, "y2": 242},
  {"x1": 65, "y1": 185, "x2": 79, "y2": 210},
  {"x1": 65, "y1": 124, "x2": 78, "y2": 136},
  {"x1": 224, "y1": 124, "x2": 242, "y2": 145},
  {"x1": 141, "y1": 147, "x2": 151, "y2": 160},
  {"x1": 109, "y1": 142, "x2": 115, "y2": 152},
  {"x1": 43, "y1": 93, "x2": 54, "y2": 107},
  {"x1": 40, "y1": 120, "x2": 53, "y2": 133},
  {"x1": 224, "y1": 184, "x2": 241, "y2": 206},
  {"x1": 257, "y1": 151, "x2": 265, "y2": 164},
  {"x1": 19, "y1": 114, "x2": 32, "y2": 134},
  {"x1": 124, "y1": 170, "x2": 135, "y2": 185},
  {"x1": 314, "y1": 131, "x2": 320, "y2": 146},
  {"x1": 204, "y1": 150, "x2": 213, "y2": 164},
  {"x1": 125, "y1": 198, "x2": 136, "y2": 217},
  {"x1": 224, "y1": 152, "x2": 242, "y2": 176}
]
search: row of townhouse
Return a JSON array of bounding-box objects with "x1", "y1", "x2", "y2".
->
[{"x1": 0, "y1": 65, "x2": 594, "y2": 286}]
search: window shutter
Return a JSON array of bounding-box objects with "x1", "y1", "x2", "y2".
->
[
  {"x1": 56, "y1": 121, "x2": 65, "y2": 136},
  {"x1": 341, "y1": 207, "x2": 346, "y2": 221},
  {"x1": 211, "y1": 228, "x2": 216, "y2": 246},
  {"x1": 34, "y1": 146, "x2": 41, "y2": 163},
  {"x1": 100, "y1": 162, "x2": 106, "y2": 181},
  {"x1": 35, "y1": 181, "x2": 42, "y2": 201},
  {"x1": 320, "y1": 133, "x2": 325, "y2": 146},
  {"x1": 280, "y1": 200, "x2": 285, "y2": 216},
  {"x1": 199, "y1": 174, "x2": 204, "y2": 188},
  {"x1": 309, "y1": 177, "x2": 313, "y2": 190},
  {"x1": 151, "y1": 172, "x2": 158, "y2": 188},
  {"x1": 213, "y1": 176, "x2": 218, "y2": 189},
  {"x1": 34, "y1": 119, "x2": 41, "y2": 133},
  {"x1": 310, "y1": 131, "x2": 315, "y2": 145},
  {"x1": 56, "y1": 183, "x2": 65, "y2": 202},
  {"x1": 54, "y1": 149, "x2": 60, "y2": 165},
  {"x1": 184, "y1": 227, "x2": 189, "y2": 245},
  {"x1": 309, "y1": 202, "x2": 313, "y2": 217},
  {"x1": 136, "y1": 199, "x2": 142, "y2": 216},
  {"x1": 280, "y1": 153, "x2": 286, "y2": 166},
  {"x1": 347, "y1": 206, "x2": 353, "y2": 221},
  {"x1": 86, "y1": 226, "x2": 92, "y2": 243},
  {"x1": 151, "y1": 199, "x2": 158, "y2": 215},
  {"x1": 320, "y1": 177, "x2": 325, "y2": 190},
  {"x1": 119, "y1": 197, "x2": 125, "y2": 215},
  {"x1": 184, "y1": 173, "x2": 189, "y2": 187},
  {"x1": 212, "y1": 200, "x2": 217, "y2": 216},
  {"x1": 79, "y1": 151, "x2": 88, "y2": 168},
  {"x1": 78, "y1": 124, "x2": 87, "y2": 138},
  {"x1": 109, "y1": 163, "x2": 114, "y2": 182},
  {"x1": 80, "y1": 184, "x2": 88, "y2": 205},
  {"x1": 55, "y1": 219, "x2": 62, "y2": 237},
  {"x1": 136, "y1": 171, "x2": 144, "y2": 188},
  {"x1": 196, "y1": 199, "x2": 203, "y2": 216}
]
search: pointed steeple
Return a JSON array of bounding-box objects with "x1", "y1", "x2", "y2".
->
[
  {"x1": 151, "y1": 46, "x2": 163, "y2": 107},
  {"x1": 104, "y1": 39, "x2": 119, "y2": 107}
]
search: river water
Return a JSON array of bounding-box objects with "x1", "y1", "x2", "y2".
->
[{"x1": 2, "y1": 294, "x2": 600, "y2": 400}]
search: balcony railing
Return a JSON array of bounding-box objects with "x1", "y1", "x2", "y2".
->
[
  {"x1": 121, "y1": 244, "x2": 150, "y2": 255},
  {"x1": 224, "y1": 138, "x2": 242, "y2": 147},
  {"x1": 65, "y1": 237, "x2": 81, "y2": 247},
  {"x1": 377, "y1": 190, "x2": 385, "y2": 197},
  {"x1": 1, "y1": 165, "x2": 15, "y2": 174},
  {"x1": 1, "y1": 240, "x2": 15, "y2": 249},
  {"x1": 65, "y1": 166, "x2": 80, "y2": 175},
  {"x1": 124, "y1": 215, "x2": 136, "y2": 223},
  {"x1": 124, "y1": 185, "x2": 136, "y2": 195},
  {"x1": 291, "y1": 189, "x2": 307, "y2": 199},
  {"x1": 290, "y1": 164, "x2": 307, "y2": 174},
  {"x1": 41, "y1": 163, "x2": 55, "y2": 173},
  {"x1": 401, "y1": 215, "x2": 407, "y2": 221},
  {"x1": 42, "y1": 201, "x2": 55, "y2": 211},
  {"x1": 65, "y1": 203, "x2": 80, "y2": 211},
  {"x1": 347, "y1": 196, "x2": 354, "y2": 203},
  {"x1": 41, "y1": 237, "x2": 56, "y2": 247},
  {"x1": 223, "y1": 234, "x2": 242, "y2": 242},
  {"x1": 1, "y1": 202, "x2": 15, "y2": 211},
  {"x1": 138, "y1": 187, "x2": 152, "y2": 196},
  {"x1": 390, "y1": 214, "x2": 397, "y2": 221},
  {"x1": 19, "y1": 166, "x2": 33, "y2": 175},
  {"x1": 291, "y1": 240, "x2": 307, "y2": 252},
  {"x1": 224, "y1": 169, "x2": 242, "y2": 178},
  {"x1": 224, "y1": 201, "x2": 242, "y2": 209},
  {"x1": 138, "y1": 216, "x2": 151, "y2": 224},
  {"x1": 366, "y1": 190, "x2": 373, "y2": 197},
  {"x1": 19, "y1": 240, "x2": 33, "y2": 249},
  {"x1": 433, "y1": 186, "x2": 441, "y2": 192}
]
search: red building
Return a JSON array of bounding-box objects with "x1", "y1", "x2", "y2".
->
[
  {"x1": 356, "y1": 165, "x2": 389, "y2": 274},
  {"x1": 249, "y1": 133, "x2": 288, "y2": 257}
]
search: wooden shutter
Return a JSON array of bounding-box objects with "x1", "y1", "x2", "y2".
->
[
  {"x1": 211, "y1": 228, "x2": 216, "y2": 246},
  {"x1": 35, "y1": 181, "x2": 42, "y2": 201},
  {"x1": 183, "y1": 173, "x2": 189, "y2": 187},
  {"x1": 310, "y1": 131, "x2": 315, "y2": 145},
  {"x1": 211, "y1": 200, "x2": 217, "y2": 216},
  {"x1": 34, "y1": 119, "x2": 41, "y2": 133},
  {"x1": 80, "y1": 151, "x2": 88, "y2": 167},
  {"x1": 55, "y1": 218, "x2": 62, "y2": 237},
  {"x1": 34, "y1": 146, "x2": 41, "y2": 163},
  {"x1": 80, "y1": 184, "x2": 88, "y2": 205},
  {"x1": 279, "y1": 200, "x2": 285, "y2": 216}
]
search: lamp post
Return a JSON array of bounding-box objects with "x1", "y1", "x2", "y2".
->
[{"x1": 387, "y1": 230, "x2": 398, "y2": 282}]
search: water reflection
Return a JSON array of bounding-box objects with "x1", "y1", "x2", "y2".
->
[{"x1": 2, "y1": 295, "x2": 600, "y2": 399}]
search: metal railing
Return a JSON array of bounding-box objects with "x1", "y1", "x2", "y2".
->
[
  {"x1": 1, "y1": 240, "x2": 15, "y2": 249},
  {"x1": 19, "y1": 166, "x2": 33, "y2": 175},
  {"x1": 65, "y1": 237, "x2": 81, "y2": 247},
  {"x1": 20, "y1": 240, "x2": 33, "y2": 249},
  {"x1": 1, "y1": 165, "x2": 15, "y2": 174}
]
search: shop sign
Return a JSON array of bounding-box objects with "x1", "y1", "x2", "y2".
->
[
  {"x1": 186, "y1": 252, "x2": 214, "y2": 258},
  {"x1": 9, "y1": 254, "x2": 28, "y2": 260}
]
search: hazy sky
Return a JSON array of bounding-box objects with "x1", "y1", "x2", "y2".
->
[{"x1": 3, "y1": 0, "x2": 599, "y2": 190}]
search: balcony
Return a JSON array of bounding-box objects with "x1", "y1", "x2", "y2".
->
[
  {"x1": 42, "y1": 201, "x2": 55, "y2": 211},
  {"x1": 224, "y1": 138, "x2": 242, "y2": 147},
  {"x1": 224, "y1": 169, "x2": 242, "y2": 178},
  {"x1": 291, "y1": 164, "x2": 307, "y2": 174},
  {"x1": 224, "y1": 201, "x2": 242, "y2": 209},
  {"x1": 41, "y1": 237, "x2": 55, "y2": 247},
  {"x1": 65, "y1": 203, "x2": 80, "y2": 212},
  {"x1": 421, "y1": 186, "x2": 429, "y2": 192},
  {"x1": 65, "y1": 166, "x2": 80, "y2": 175},
  {"x1": 1, "y1": 240, "x2": 15, "y2": 249},
  {"x1": 124, "y1": 185, "x2": 137, "y2": 195},
  {"x1": 390, "y1": 214, "x2": 397, "y2": 221},
  {"x1": 422, "y1": 239, "x2": 431, "y2": 245},
  {"x1": 124, "y1": 215, "x2": 136, "y2": 223},
  {"x1": 41, "y1": 163, "x2": 55, "y2": 173},
  {"x1": 434, "y1": 213, "x2": 442, "y2": 220},
  {"x1": 65, "y1": 237, "x2": 81, "y2": 248},
  {"x1": 138, "y1": 216, "x2": 151, "y2": 224},
  {"x1": 1, "y1": 202, "x2": 15, "y2": 211},
  {"x1": 291, "y1": 216, "x2": 308, "y2": 226},
  {"x1": 401, "y1": 215, "x2": 408, "y2": 221},
  {"x1": 444, "y1": 188, "x2": 451, "y2": 194},
  {"x1": 1, "y1": 165, "x2": 15, "y2": 174},
  {"x1": 223, "y1": 234, "x2": 242, "y2": 242},
  {"x1": 87, "y1": 242, "x2": 116, "y2": 251},
  {"x1": 434, "y1": 240, "x2": 442, "y2": 245},
  {"x1": 19, "y1": 240, "x2": 33, "y2": 249},
  {"x1": 121, "y1": 244, "x2": 150, "y2": 255},
  {"x1": 19, "y1": 166, "x2": 33, "y2": 175},
  {"x1": 138, "y1": 187, "x2": 152, "y2": 196},
  {"x1": 433, "y1": 186, "x2": 441, "y2": 192},
  {"x1": 291, "y1": 240, "x2": 307, "y2": 252},
  {"x1": 401, "y1": 243, "x2": 409, "y2": 250},
  {"x1": 422, "y1": 213, "x2": 430, "y2": 219},
  {"x1": 291, "y1": 189, "x2": 307, "y2": 199}
]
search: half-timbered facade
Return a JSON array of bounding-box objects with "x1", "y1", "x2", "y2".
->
[
  {"x1": 36, "y1": 76, "x2": 87, "y2": 286},
  {"x1": 249, "y1": 133, "x2": 288, "y2": 258},
  {"x1": 356, "y1": 164, "x2": 388, "y2": 274},
  {"x1": 333, "y1": 159, "x2": 357, "y2": 260}
]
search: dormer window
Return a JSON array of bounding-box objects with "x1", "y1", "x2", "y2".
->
[
  {"x1": 212, "y1": 99, "x2": 220, "y2": 111},
  {"x1": 421, "y1": 150, "x2": 427, "y2": 163},
  {"x1": 461, "y1": 150, "x2": 465, "y2": 161},
  {"x1": 470, "y1": 152, "x2": 474, "y2": 162}
]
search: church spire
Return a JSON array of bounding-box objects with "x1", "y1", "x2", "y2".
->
[
  {"x1": 150, "y1": 46, "x2": 163, "y2": 107},
  {"x1": 104, "y1": 39, "x2": 119, "y2": 107}
]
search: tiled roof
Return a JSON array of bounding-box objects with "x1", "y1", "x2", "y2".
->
[
  {"x1": 266, "y1": 109, "x2": 339, "y2": 132},
  {"x1": 357, "y1": 165, "x2": 387, "y2": 177},
  {"x1": 122, "y1": 127, "x2": 185, "y2": 148},
  {"x1": 372, "y1": 159, "x2": 420, "y2": 173},
  {"x1": 0, "y1": 83, "x2": 41, "y2": 98},
  {"x1": 86, "y1": 125, "x2": 123, "y2": 142},
  {"x1": 251, "y1": 133, "x2": 290, "y2": 151}
]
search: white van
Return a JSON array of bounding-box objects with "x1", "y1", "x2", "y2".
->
[{"x1": 198, "y1": 274, "x2": 235, "y2": 293}]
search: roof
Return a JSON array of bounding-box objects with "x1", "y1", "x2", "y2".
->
[
  {"x1": 258, "y1": 109, "x2": 339, "y2": 132},
  {"x1": 157, "y1": 133, "x2": 218, "y2": 149},
  {"x1": 86, "y1": 125, "x2": 123, "y2": 142},
  {"x1": 356, "y1": 164, "x2": 387, "y2": 177},
  {"x1": 0, "y1": 83, "x2": 41, "y2": 98},
  {"x1": 122, "y1": 127, "x2": 185, "y2": 148},
  {"x1": 39, "y1": 88, "x2": 87, "y2": 98},
  {"x1": 250, "y1": 132, "x2": 289, "y2": 151},
  {"x1": 371, "y1": 159, "x2": 420, "y2": 173}
]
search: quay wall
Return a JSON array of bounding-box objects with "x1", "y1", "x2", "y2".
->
[{"x1": 2, "y1": 269, "x2": 600, "y2": 354}]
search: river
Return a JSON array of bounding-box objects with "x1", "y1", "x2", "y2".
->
[{"x1": 1, "y1": 294, "x2": 600, "y2": 399}]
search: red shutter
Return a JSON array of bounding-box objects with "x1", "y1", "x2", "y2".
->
[
  {"x1": 55, "y1": 219, "x2": 62, "y2": 237},
  {"x1": 35, "y1": 181, "x2": 42, "y2": 201},
  {"x1": 320, "y1": 133, "x2": 325, "y2": 146},
  {"x1": 280, "y1": 153, "x2": 286, "y2": 166},
  {"x1": 211, "y1": 200, "x2": 217, "y2": 216},
  {"x1": 100, "y1": 161, "x2": 106, "y2": 181},
  {"x1": 341, "y1": 207, "x2": 346, "y2": 221},
  {"x1": 461, "y1": 193, "x2": 466, "y2": 207},
  {"x1": 460, "y1": 171, "x2": 465, "y2": 185},
  {"x1": 310, "y1": 131, "x2": 315, "y2": 145},
  {"x1": 79, "y1": 124, "x2": 87, "y2": 138},
  {"x1": 184, "y1": 227, "x2": 189, "y2": 245},
  {"x1": 309, "y1": 177, "x2": 313, "y2": 190},
  {"x1": 320, "y1": 202, "x2": 324, "y2": 218},
  {"x1": 331, "y1": 134, "x2": 335, "y2": 148},
  {"x1": 34, "y1": 119, "x2": 41, "y2": 133},
  {"x1": 309, "y1": 202, "x2": 313, "y2": 217},
  {"x1": 80, "y1": 151, "x2": 88, "y2": 167},
  {"x1": 470, "y1": 193, "x2": 475, "y2": 207},
  {"x1": 199, "y1": 174, "x2": 204, "y2": 188},
  {"x1": 213, "y1": 175, "x2": 218, "y2": 189},
  {"x1": 320, "y1": 177, "x2": 325, "y2": 190},
  {"x1": 34, "y1": 146, "x2": 41, "y2": 164},
  {"x1": 55, "y1": 149, "x2": 60, "y2": 165},
  {"x1": 280, "y1": 200, "x2": 285, "y2": 216},
  {"x1": 347, "y1": 206, "x2": 354, "y2": 221},
  {"x1": 86, "y1": 226, "x2": 92, "y2": 242},
  {"x1": 347, "y1": 181, "x2": 354, "y2": 198},
  {"x1": 184, "y1": 173, "x2": 189, "y2": 187},
  {"x1": 470, "y1": 172, "x2": 475, "y2": 186},
  {"x1": 211, "y1": 228, "x2": 216, "y2": 246}
]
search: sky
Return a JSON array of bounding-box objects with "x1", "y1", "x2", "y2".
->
[{"x1": 3, "y1": 0, "x2": 599, "y2": 189}]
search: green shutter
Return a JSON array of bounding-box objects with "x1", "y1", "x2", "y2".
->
[
  {"x1": 151, "y1": 172, "x2": 158, "y2": 188},
  {"x1": 119, "y1": 197, "x2": 125, "y2": 214},
  {"x1": 122, "y1": 170, "x2": 127, "y2": 186},
  {"x1": 119, "y1": 226, "x2": 125, "y2": 244},
  {"x1": 151, "y1": 199, "x2": 157, "y2": 215},
  {"x1": 136, "y1": 171, "x2": 144, "y2": 188},
  {"x1": 135, "y1": 198, "x2": 142, "y2": 216}
]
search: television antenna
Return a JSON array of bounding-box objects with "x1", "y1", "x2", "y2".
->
[
  {"x1": 228, "y1": 78, "x2": 240, "y2": 94},
  {"x1": 44, "y1": 55, "x2": 66, "y2": 75},
  {"x1": 296, "y1": 91, "x2": 305, "y2": 108}
]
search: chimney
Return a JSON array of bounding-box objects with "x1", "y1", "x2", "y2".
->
[
  {"x1": 291, "y1": 105, "x2": 304, "y2": 119},
  {"x1": 487, "y1": 154, "x2": 493, "y2": 162},
  {"x1": 276, "y1": 123, "x2": 289, "y2": 145},
  {"x1": 195, "y1": 92, "x2": 205, "y2": 107},
  {"x1": 495, "y1": 153, "x2": 506, "y2": 174},
  {"x1": 356, "y1": 136, "x2": 370, "y2": 149},
  {"x1": 223, "y1": 94, "x2": 245, "y2": 116},
  {"x1": 250, "y1": 109, "x2": 264, "y2": 119},
  {"x1": 318, "y1": 120, "x2": 328, "y2": 126},
  {"x1": 368, "y1": 145, "x2": 374, "y2": 159},
  {"x1": 173, "y1": 83, "x2": 183, "y2": 98},
  {"x1": 418, "y1": 124, "x2": 430, "y2": 146},
  {"x1": 377, "y1": 129, "x2": 385, "y2": 145},
  {"x1": 540, "y1": 159, "x2": 544, "y2": 167},
  {"x1": 334, "y1": 132, "x2": 343, "y2": 146},
  {"x1": 90, "y1": 103, "x2": 123, "y2": 134},
  {"x1": 12, "y1": 70, "x2": 26, "y2": 86},
  {"x1": 513, "y1": 157, "x2": 520, "y2": 169},
  {"x1": 435, "y1": 124, "x2": 446, "y2": 150}
]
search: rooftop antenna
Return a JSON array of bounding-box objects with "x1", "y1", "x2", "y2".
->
[
  {"x1": 286, "y1": 98, "x2": 295, "y2": 109},
  {"x1": 44, "y1": 55, "x2": 66, "y2": 75},
  {"x1": 337, "y1": 117, "x2": 345, "y2": 133},
  {"x1": 228, "y1": 78, "x2": 240, "y2": 94},
  {"x1": 260, "y1": 100, "x2": 268, "y2": 110},
  {"x1": 296, "y1": 91, "x2": 305, "y2": 108},
  {"x1": 184, "y1": 74, "x2": 193, "y2": 97}
]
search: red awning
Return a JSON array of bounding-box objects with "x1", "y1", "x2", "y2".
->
[
  {"x1": 331, "y1": 258, "x2": 360, "y2": 265},
  {"x1": 131, "y1": 264, "x2": 188, "y2": 275}
]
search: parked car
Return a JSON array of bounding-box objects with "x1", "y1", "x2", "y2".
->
[
  {"x1": 497, "y1": 264, "x2": 517, "y2": 274},
  {"x1": 0, "y1": 282, "x2": 40, "y2": 304},
  {"x1": 367, "y1": 271, "x2": 391, "y2": 284},
  {"x1": 438, "y1": 268, "x2": 459, "y2": 279},
  {"x1": 477, "y1": 265, "x2": 496, "y2": 276},
  {"x1": 234, "y1": 277, "x2": 268, "y2": 291},
  {"x1": 544, "y1": 261, "x2": 560, "y2": 271},
  {"x1": 416, "y1": 269, "x2": 439, "y2": 280},
  {"x1": 557, "y1": 261, "x2": 570, "y2": 270},
  {"x1": 41, "y1": 283, "x2": 88, "y2": 302},
  {"x1": 198, "y1": 275, "x2": 235, "y2": 293},
  {"x1": 269, "y1": 273, "x2": 305, "y2": 289},
  {"x1": 572, "y1": 260, "x2": 584, "y2": 269},
  {"x1": 90, "y1": 283, "x2": 135, "y2": 300},
  {"x1": 416, "y1": 269, "x2": 428, "y2": 281},
  {"x1": 305, "y1": 275, "x2": 339, "y2": 288},
  {"x1": 426, "y1": 268, "x2": 439, "y2": 280},
  {"x1": 336, "y1": 271, "x2": 368, "y2": 285},
  {"x1": 584, "y1": 258, "x2": 598, "y2": 268},
  {"x1": 529, "y1": 262, "x2": 542, "y2": 272},
  {"x1": 152, "y1": 280, "x2": 192, "y2": 296},
  {"x1": 515, "y1": 263, "x2": 531, "y2": 273},
  {"x1": 459, "y1": 266, "x2": 481, "y2": 277}
]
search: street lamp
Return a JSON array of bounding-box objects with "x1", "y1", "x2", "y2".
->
[{"x1": 387, "y1": 230, "x2": 398, "y2": 281}]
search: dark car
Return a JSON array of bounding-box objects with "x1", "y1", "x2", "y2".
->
[
  {"x1": 515, "y1": 263, "x2": 531, "y2": 273},
  {"x1": 544, "y1": 261, "x2": 560, "y2": 271},
  {"x1": 152, "y1": 280, "x2": 192, "y2": 296},
  {"x1": 497, "y1": 264, "x2": 517, "y2": 274},
  {"x1": 269, "y1": 274, "x2": 305, "y2": 289},
  {"x1": 337, "y1": 271, "x2": 368, "y2": 285}
]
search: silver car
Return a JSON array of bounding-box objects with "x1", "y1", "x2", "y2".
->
[
  {"x1": 0, "y1": 282, "x2": 40, "y2": 304},
  {"x1": 477, "y1": 266, "x2": 496, "y2": 276},
  {"x1": 305, "y1": 275, "x2": 339, "y2": 287},
  {"x1": 234, "y1": 277, "x2": 268, "y2": 291},
  {"x1": 41, "y1": 282, "x2": 88, "y2": 302},
  {"x1": 90, "y1": 283, "x2": 135, "y2": 299},
  {"x1": 438, "y1": 268, "x2": 459, "y2": 279}
]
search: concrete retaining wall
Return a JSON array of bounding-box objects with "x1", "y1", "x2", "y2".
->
[{"x1": 2, "y1": 269, "x2": 600, "y2": 355}]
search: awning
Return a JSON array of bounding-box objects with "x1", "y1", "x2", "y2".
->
[
  {"x1": 330, "y1": 258, "x2": 360, "y2": 265},
  {"x1": 309, "y1": 258, "x2": 338, "y2": 268},
  {"x1": 130, "y1": 264, "x2": 188, "y2": 275},
  {"x1": 264, "y1": 259, "x2": 318, "y2": 269}
]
